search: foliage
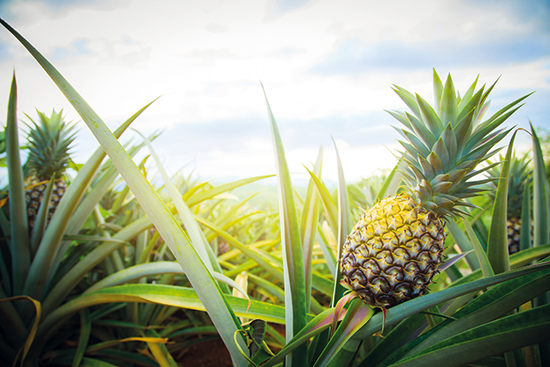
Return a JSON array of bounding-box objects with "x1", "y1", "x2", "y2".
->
[
  {"x1": 0, "y1": 17, "x2": 549, "y2": 367},
  {"x1": 537, "y1": 127, "x2": 550, "y2": 183}
]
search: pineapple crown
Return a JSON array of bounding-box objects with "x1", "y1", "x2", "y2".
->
[
  {"x1": 388, "y1": 69, "x2": 532, "y2": 218},
  {"x1": 485, "y1": 152, "x2": 532, "y2": 218},
  {"x1": 25, "y1": 109, "x2": 77, "y2": 181}
]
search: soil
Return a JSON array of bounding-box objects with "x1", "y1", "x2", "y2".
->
[
  {"x1": 176, "y1": 338, "x2": 233, "y2": 367},
  {"x1": 175, "y1": 322, "x2": 286, "y2": 366}
]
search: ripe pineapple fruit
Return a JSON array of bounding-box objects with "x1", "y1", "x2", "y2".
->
[
  {"x1": 340, "y1": 70, "x2": 530, "y2": 308},
  {"x1": 24, "y1": 110, "x2": 76, "y2": 230},
  {"x1": 486, "y1": 153, "x2": 531, "y2": 254}
]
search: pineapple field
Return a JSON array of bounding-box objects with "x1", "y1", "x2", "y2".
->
[{"x1": 2, "y1": 17, "x2": 550, "y2": 367}]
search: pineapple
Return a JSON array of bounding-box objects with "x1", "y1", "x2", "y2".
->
[
  {"x1": 340, "y1": 70, "x2": 530, "y2": 308},
  {"x1": 24, "y1": 110, "x2": 76, "y2": 230},
  {"x1": 486, "y1": 153, "x2": 531, "y2": 254}
]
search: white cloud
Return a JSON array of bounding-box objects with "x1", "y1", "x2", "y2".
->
[{"x1": 0, "y1": 0, "x2": 548, "y2": 187}]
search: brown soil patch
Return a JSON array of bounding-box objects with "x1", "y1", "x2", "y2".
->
[{"x1": 176, "y1": 338, "x2": 233, "y2": 367}]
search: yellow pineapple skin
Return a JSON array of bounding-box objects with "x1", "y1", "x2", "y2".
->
[{"x1": 341, "y1": 194, "x2": 446, "y2": 308}]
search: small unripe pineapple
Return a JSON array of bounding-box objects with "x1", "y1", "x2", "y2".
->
[{"x1": 24, "y1": 110, "x2": 76, "y2": 230}]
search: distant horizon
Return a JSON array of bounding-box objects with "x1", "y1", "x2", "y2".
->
[{"x1": 1, "y1": 0, "x2": 549, "y2": 186}]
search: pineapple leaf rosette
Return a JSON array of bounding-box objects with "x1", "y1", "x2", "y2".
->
[
  {"x1": 340, "y1": 70, "x2": 531, "y2": 308},
  {"x1": 485, "y1": 153, "x2": 532, "y2": 254}
]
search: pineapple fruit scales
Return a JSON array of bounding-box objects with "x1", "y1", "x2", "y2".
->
[{"x1": 340, "y1": 70, "x2": 530, "y2": 308}]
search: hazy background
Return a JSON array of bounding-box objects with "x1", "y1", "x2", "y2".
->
[{"x1": 1, "y1": 0, "x2": 549, "y2": 187}]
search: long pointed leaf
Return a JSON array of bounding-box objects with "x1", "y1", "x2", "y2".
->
[
  {"x1": 37, "y1": 284, "x2": 287, "y2": 343},
  {"x1": 0, "y1": 19, "x2": 248, "y2": 365},
  {"x1": 448, "y1": 219, "x2": 480, "y2": 271},
  {"x1": 38, "y1": 100, "x2": 158, "y2": 299},
  {"x1": 262, "y1": 83, "x2": 307, "y2": 366},
  {"x1": 5, "y1": 73, "x2": 30, "y2": 295},
  {"x1": 352, "y1": 261, "x2": 550, "y2": 341},
  {"x1": 487, "y1": 132, "x2": 517, "y2": 274},
  {"x1": 301, "y1": 147, "x2": 323, "y2": 312},
  {"x1": 331, "y1": 138, "x2": 350, "y2": 307},
  {"x1": 315, "y1": 299, "x2": 374, "y2": 367},
  {"x1": 133, "y1": 129, "x2": 224, "y2": 278},
  {"x1": 391, "y1": 305, "x2": 550, "y2": 367},
  {"x1": 531, "y1": 123, "x2": 549, "y2": 248},
  {"x1": 72, "y1": 309, "x2": 91, "y2": 367},
  {"x1": 463, "y1": 218, "x2": 494, "y2": 278},
  {"x1": 520, "y1": 182, "x2": 532, "y2": 252}
]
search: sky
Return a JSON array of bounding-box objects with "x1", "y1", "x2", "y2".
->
[{"x1": 0, "y1": 0, "x2": 549, "y2": 187}]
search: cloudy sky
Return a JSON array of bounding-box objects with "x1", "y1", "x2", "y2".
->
[{"x1": 0, "y1": 0, "x2": 549, "y2": 186}]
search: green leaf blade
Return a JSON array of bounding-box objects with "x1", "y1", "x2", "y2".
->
[
  {"x1": 487, "y1": 132, "x2": 517, "y2": 274},
  {"x1": 0, "y1": 19, "x2": 248, "y2": 365},
  {"x1": 5, "y1": 72, "x2": 30, "y2": 295},
  {"x1": 262, "y1": 83, "x2": 308, "y2": 366}
]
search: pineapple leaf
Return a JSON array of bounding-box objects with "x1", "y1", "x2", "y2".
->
[
  {"x1": 441, "y1": 123, "x2": 458, "y2": 167},
  {"x1": 39, "y1": 284, "x2": 288, "y2": 342},
  {"x1": 387, "y1": 110, "x2": 413, "y2": 130},
  {"x1": 262, "y1": 83, "x2": 308, "y2": 365},
  {"x1": 72, "y1": 309, "x2": 91, "y2": 367},
  {"x1": 427, "y1": 151, "x2": 444, "y2": 175},
  {"x1": 457, "y1": 74, "x2": 479, "y2": 112},
  {"x1": 479, "y1": 92, "x2": 533, "y2": 130},
  {"x1": 464, "y1": 218, "x2": 495, "y2": 278},
  {"x1": 391, "y1": 267, "x2": 550, "y2": 367},
  {"x1": 351, "y1": 260, "x2": 550, "y2": 342},
  {"x1": 398, "y1": 140, "x2": 423, "y2": 166},
  {"x1": 134, "y1": 129, "x2": 233, "y2": 295},
  {"x1": 530, "y1": 123, "x2": 549, "y2": 248},
  {"x1": 466, "y1": 107, "x2": 522, "y2": 154},
  {"x1": 453, "y1": 107, "x2": 476, "y2": 151},
  {"x1": 391, "y1": 305, "x2": 550, "y2": 367},
  {"x1": 448, "y1": 219, "x2": 480, "y2": 271},
  {"x1": 432, "y1": 69, "x2": 443, "y2": 113},
  {"x1": 304, "y1": 166, "x2": 338, "y2": 233},
  {"x1": 143, "y1": 329, "x2": 178, "y2": 367},
  {"x1": 432, "y1": 181, "x2": 452, "y2": 194},
  {"x1": 5, "y1": 72, "x2": 30, "y2": 295},
  {"x1": 405, "y1": 112, "x2": 437, "y2": 148},
  {"x1": 375, "y1": 158, "x2": 406, "y2": 201},
  {"x1": 438, "y1": 73, "x2": 458, "y2": 127},
  {"x1": 520, "y1": 182, "x2": 532, "y2": 252},
  {"x1": 185, "y1": 174, "x2": 273, "y2": 207},
  {"x1": 301, "y1": 147, "x2": 323, "y2": 313},
  {"x1": 402, "y1": 129, "x2": 431, "y2": 157},
  {"x1": 487, "y1": 132, "x2": 518, "y2": 274},
  {"x1": 0, "y1": 18, "x2": 249, "y2": 364},
  {"x1": 332, "y1": 138, "x2": 351, "y2": 307},
  {"x1": 392, "y1": 86, "x2": 422, "y2": 120},
  {"x1": 418, "y1": 155, "x2": 436, "y2": 181},
  {"x1": 416, "y1": 94, "x2": 445, "y2": 137},
  {"x1": 432, "y1": 137, "x2": 450, "y2": 171},
  {"x1": 456, "y1": 86, "x2": 484, "y2": 126},
  {"x1": 39, "y1": 100, "x2": 159, "y2": 300}
]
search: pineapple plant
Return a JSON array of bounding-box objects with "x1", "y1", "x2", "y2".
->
[
  {"x1": 486, "y1": 153, "x2": 532, "y2": 254},
  {"x1": 24, "y1": 109, "x2": 76, "y2": 229},
  {"x1": 340, "y1": 70, "x2": 530, "y2": 308}
]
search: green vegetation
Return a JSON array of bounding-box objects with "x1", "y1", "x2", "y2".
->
[{"x1": 1, "y1": 17, "x2": 549, "y2": 367}]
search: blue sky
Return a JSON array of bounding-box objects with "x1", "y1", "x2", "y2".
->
[{"x1": 0, "y1": 0, "x2": 549, "y2": 185}]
